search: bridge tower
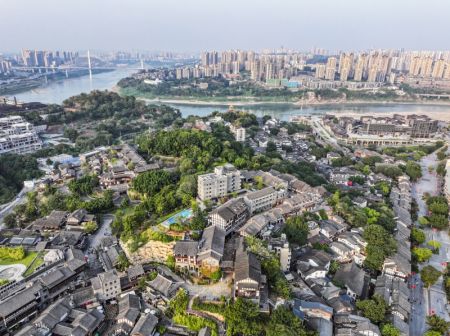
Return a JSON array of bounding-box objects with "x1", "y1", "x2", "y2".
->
[{"x1": 87, "y1": 50, "x2": 92, "y2": 79}]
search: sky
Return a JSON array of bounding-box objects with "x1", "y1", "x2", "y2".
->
[{"x1": 1, "y1": 0, "x2": 449, "y2": 53}]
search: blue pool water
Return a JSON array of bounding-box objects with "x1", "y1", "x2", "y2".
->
[{"x1": 161, "y1": 209, "x2": 193, "y2": 228}]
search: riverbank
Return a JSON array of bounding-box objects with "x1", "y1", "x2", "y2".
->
[
  {"x1": 139, "y1": 96, "x2": 450, "y2": 108},
  {"x1": 118, "y1": 87, "x2": 450, "y2": 109}
]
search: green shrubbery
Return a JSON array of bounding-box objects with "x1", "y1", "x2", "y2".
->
[{"x1": 0, "y1": 246, "x2": 26, "y2": 261}]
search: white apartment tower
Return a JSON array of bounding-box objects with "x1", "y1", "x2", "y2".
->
[{"x1": 197, "y1": 163, "x2": 241, "y2": 201}]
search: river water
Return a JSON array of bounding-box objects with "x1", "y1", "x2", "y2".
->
[
  {"x1": 10, "y1": 68, "x2": 135, "y2": 104},
  {"x1": 9, "y1": 69, "x2": 450, "y2": 120}
]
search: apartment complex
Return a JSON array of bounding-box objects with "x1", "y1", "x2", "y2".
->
[
  {"x1": 324, "y1": 114, "x2": 441, "y2": 147},
  {"x1": 197, "y1": 164, "x2": 241, "y2": 201},
  {"x1": 0, "y1": 116, "x2": 42, "y2": 155}
]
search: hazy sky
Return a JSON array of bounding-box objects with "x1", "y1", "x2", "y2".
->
[{"x1": 1, "y1": 0, "x2": 449, "y2": 53}]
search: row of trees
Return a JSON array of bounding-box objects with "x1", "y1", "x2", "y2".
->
[{"x1": 421, "y1": 196, "x2": 449, "y2": 230}]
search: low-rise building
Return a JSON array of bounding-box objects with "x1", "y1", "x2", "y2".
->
[
  {"x1": 243, "y1": 187, "x2": 278, "y2": 214},
  {"x1": 66, "y1": 208, "x2": 96, "y2": 231},
  {"x1": 333, "y1": 262, "x2": 369, "y2": 300},
  {"x1": 208, "y1": 198, "x2": 249, "y2": 234},
  {"x1": 234, "y1": 238, "x2": 263, "y2": 303}
]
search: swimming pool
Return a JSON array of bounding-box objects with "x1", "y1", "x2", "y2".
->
[{"x1": 161, "y1": 209, "x2": 193, "y2": 228}]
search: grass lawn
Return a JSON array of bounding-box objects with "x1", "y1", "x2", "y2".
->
[
  {"x1": 0, "y1": 252, "x2": 38, "y2": 267},
  {"x1": 23, "y1": 253, "x2": 45, "y2": 277}
]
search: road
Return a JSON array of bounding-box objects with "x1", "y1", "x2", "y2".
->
[
  {"x1": 310, "y1": 117, "x2": 349, "y2": 153},
  {"x1": 0, "y1": 186, "x2": 32, "y2": 226},
  {"x1": 410, "y1": 150, "x2": 450, "y2": 335},
  {"x1": 88, "y1": 213, "x2": 115, "y2": 250}
]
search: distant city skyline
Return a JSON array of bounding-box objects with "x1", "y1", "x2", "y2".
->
[{"x1": 1, "y1": 0, "x2": 450, "y2": 52}]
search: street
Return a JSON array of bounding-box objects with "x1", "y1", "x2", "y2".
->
[
  {"x1": 410, "y1": 150, "x2": 450, "y2": 336},
  {"x1": 0, "y1": 186, "x2": 32, "y2": 227},
  {"x1": 87, "y1": 213, "x2": 115, "y2": 250}
]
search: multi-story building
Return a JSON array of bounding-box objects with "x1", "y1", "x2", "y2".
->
[
  {"x1": 325, "y1": 57, "x2": 337, "y2": 80},
  {"x1": 197, "y1": 164, "x2": 241, "y2": 201},
  {"x1": 230, "y1": 124, "x2": 246, "y2": 142},
  {"x1": 91, "y1": 269, "x2": 122, "y2": 301},
  {"x1": 208, "y1": 198, "x2": 249, "y2": 234},
  {"x1": 243, "y1": 187, "x2": 278, "y2": 214},
  {"x1": 268, "y1": 234, "x2": 291, "y2": 272},
  {"x1": 0, "y1": 116, "x2": 42, "y2": 155}
]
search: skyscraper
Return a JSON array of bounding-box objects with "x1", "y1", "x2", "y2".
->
[
  {"x1": 432, "y1": 59, "x2": 446, "y2": 79},
  {"x1": 201, "y1": 52, "x2": 210, "y2": 67},
  {"x1": 316, "y1": 64, "x2": 326, "y2": 79},
  {"x1": 325, "y1": 57, "x2": 337, "y2": 80},
  {"x1": 354, "y1": 54, "x2": 367, "y2": 81}
]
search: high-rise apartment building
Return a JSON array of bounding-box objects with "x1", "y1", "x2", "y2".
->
[
  {"x1": 354, "y1": 54, "x2": 367, "y2": 81},
  {"x1": 325, "y1": 57, "x2": 337, "y2": 80},
  {"x1": 338, "y1": 54, "x2": 352, "y2": 81},
  {"x1": 432, "y1": 59, "x2": 446, "y2": 79},
  {"x1": 315, "y1": 64, "x2": 326, "y2": 79}
]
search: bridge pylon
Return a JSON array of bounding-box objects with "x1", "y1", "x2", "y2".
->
[{"x1": 87, "y1": 50, "x2": 92, "y2": 79}]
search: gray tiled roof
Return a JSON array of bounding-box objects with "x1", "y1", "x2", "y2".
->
[
  {"x1": 0, "y1": 284, "x2": 43, "y2": 317},
  {"x1": 333, "y1": 262, "x2": 368, "y2": 298},
  {"x1": 234, "y1": 238, "x2": 261, "y2": 285},
  {"x1": 197, "y1": 225, "x2": 225, "y2": 261},
  {"x1": 174, "y1": 240, "x2": 198, "y2": 257},
  {"x1": 131, "y1": 313, "x2": 159, "y2": 335},
  {"x1": 244, "y1": 187, "x2": 276, "y2": 200}
]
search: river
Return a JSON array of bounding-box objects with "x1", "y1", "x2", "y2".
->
[
  {"x1": 167, "y1": 102, "x2": 450, "y2": 120},
  {"x1": 9, "y1": 68, "x2": 135, "y2": 104},
  {"x1": 9, "y1": 69, "x2": 450, "y2": 120}
]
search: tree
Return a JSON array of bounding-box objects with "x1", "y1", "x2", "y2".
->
[
  {"x1": 132, "y1": 170, "x2": 174, "y2": 196},
  {"x1": 363, "y1": 224, "x2": 397, "y2": 271},
  {"x1": 423, "y1": 331, "x2": 442, "y2": 336},
  {"x1": 411, "y1": 228, "x2": 426, "y2": 245},
  {"x1": 283, "y1": 216, "x2": 309, "y2": 246},
  {"x1": 210, "y1": 269, "x2": 222, "y2": 282},
  {"x1": 83, "y1": 221, "x2": 98, "y2": 234},
  {"x1": 328, "y1": 260, "x2": 340, "y2": 275},
  {"x1": 421, "y1": 265, "x2": 441, "y2": 288},
  {"x1": 224, "y1": 298, "x2": 262, "y2": 336},
  {"x1": 189, "y1": 208, "x2": 207, "y2": 231},
  {"x1": 116, "y1": 252, "x2": 130, "y2": 271},
  {"x1": 405, "y1": 161, "x2": 422, "y2": 181},
  {"x1": 266, "y1": 141, "x2": 277, "y2": 153},
  {"x1": 266, "y1": 306, "x2": 309, "y2": 336},
  {"x1": 166, "y1": 255, "x2": 175, "y2": 270},
  {"x1": 356, "y1": 294, "x2": 387, "y2": 324},
  {"x1": 381, "y1": 324, "x2": 400, "y2": 336},
  {"x1": 418, "y1": 216, "x2": 429, "y2": 226},
  {"x1": 427, "y1": 240, "x2": 442, "y2": 252},
  {"x1": 3, "y1": 213, "x2": 17, "y2": 228},
  {"x1": 412, "y1": 247, "x2": 433, "y2": 262},
  {"x1": 428, "y1": 213, "x2": 449, "y2": 230},
  {"x1": 426, "y1": 315, "x2": 450, "y2": 334}
]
